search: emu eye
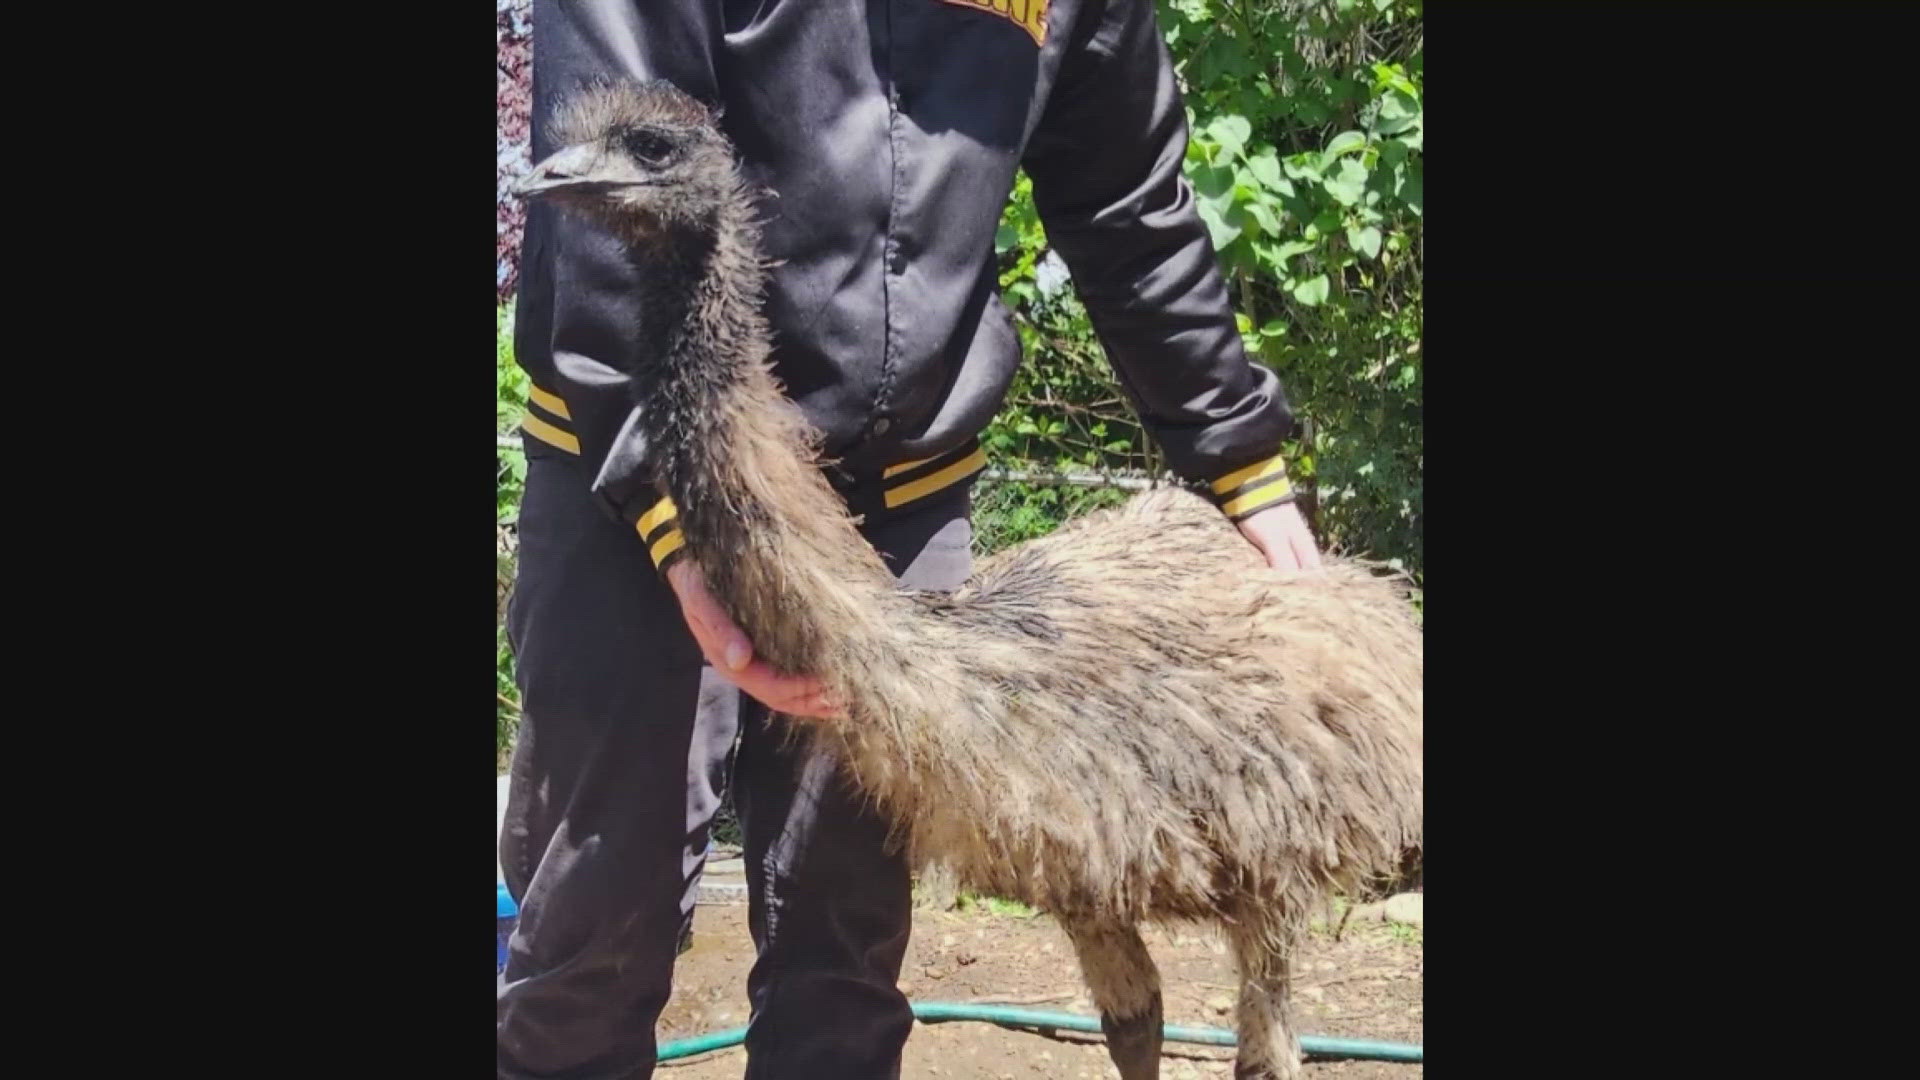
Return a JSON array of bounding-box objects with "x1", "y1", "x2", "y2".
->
[{"x1": 620, "y1": 129, "x2": 675, "y2": 166}]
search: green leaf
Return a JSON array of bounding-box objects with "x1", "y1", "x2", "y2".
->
[
  {"x1": 1190, "y1": 163, "x2": 1237, "y2": 214},
  {"x1": 1348, "y1": 224, "x2": 1382, "y2": 259},
  {"x1": 1280, "y1": 45, "x2": 1307, "y2": 80},
  {"x1": 1323, "y1": 158, "x2": 1369, "y2": 206},
  {"x1": 994, "y1": 221, "x2": 1018, "y2": 254},
  {"x1": 1282, "y1": 155, "x2": 1323, "y2": 183},
  {"x1": 1375, "y1": 90, "x2": 1421, "y2": 136},
  {"x1": 1196, "y1": 200, "x2": 1243, "y2": 250},
  {"x1": 1195, "y1": 35, "x2": 1259, "y2": 84},
  {"x1": 1205, "y1": 114, "x2": 1252, "y2": 160},
  {"x1": 1291, "y1": 274, "x2": 1330, "y2": 306},
  {"x1": 1272, "y1": 239, "x2": 1316, "y2": 266},
  {"x1": 1370, "y1": 62, "x2": 1419, "y2": 98},
  {"x1": 1320, "y1": 131, "x2": 1368, "y2": 169},
  {"x1": 1247, "y1": 149, "x2": 1286, "y2": 191},
  {"x1": 1244, "y1": 200, "x2": 1283, "y2": 235}
]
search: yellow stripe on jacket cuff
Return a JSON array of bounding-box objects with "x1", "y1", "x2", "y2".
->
[
  {"x1": 1208, "y1": 452, "x2": 1296, "y2": 522},
  {"x1": 636, "y1": 496, "x2": 687, "y2": 572}
]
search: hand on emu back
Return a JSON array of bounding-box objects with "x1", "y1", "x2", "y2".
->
[
  {"x1": 667, "y1": 560, "x2": 846, "y2": 719},
  {"x1": 1236, "y1": 501, "x2": 1324, "y2": 571}
]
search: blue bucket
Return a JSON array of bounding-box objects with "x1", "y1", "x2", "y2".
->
[{"x1": 498, "y1": 882, "x2": 519, "y2": 972}]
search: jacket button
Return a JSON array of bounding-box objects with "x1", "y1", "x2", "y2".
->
[{"x1": 872, "y1": 418, "x2": 892, "y2": 435}]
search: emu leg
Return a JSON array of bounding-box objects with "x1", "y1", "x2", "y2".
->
[
  {"x1": 1063, "y1": 919, "x2": 1162, "y2": 1080},
  {"x1": 1229, "y1": 925, "x2": 1301, "y2": 1080}
]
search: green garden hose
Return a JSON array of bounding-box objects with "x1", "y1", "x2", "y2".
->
[{"x1": 655, "y1": 1001, "x2": 1422, "y2": 1063}]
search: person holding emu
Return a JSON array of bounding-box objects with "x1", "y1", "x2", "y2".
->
[{"x1": 499, "y1": 2, "x2": 1324, "y2": 1078}]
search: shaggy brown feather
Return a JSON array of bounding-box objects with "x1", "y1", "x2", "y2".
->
[{"x1": 521, "y1": 80, "x2": 1423, "y2": 1080}]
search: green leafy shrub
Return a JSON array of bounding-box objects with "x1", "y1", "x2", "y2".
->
[
  {"x1": 498, "y1": 303, "x2": 527, "y2": 767},
  {"x1": 991, "y1": 0, "x2": 1423, "y2": 579}
]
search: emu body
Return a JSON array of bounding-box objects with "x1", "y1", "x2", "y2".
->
[{"x1": 518, "y1": 81, "x2": 1423, "y2": 1080}]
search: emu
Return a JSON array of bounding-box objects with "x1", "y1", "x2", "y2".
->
[{"x1": 515, "y1": 80, "x2": 1422, "y2": 1080}]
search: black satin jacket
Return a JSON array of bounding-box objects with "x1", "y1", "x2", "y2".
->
[{"x1": 513, "y1": 0, "x2": 1298, "y2": 537}]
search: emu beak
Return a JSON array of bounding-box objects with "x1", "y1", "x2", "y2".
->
[{"x1": 513, "y1": 144, "x2": 615, "y2": 199}]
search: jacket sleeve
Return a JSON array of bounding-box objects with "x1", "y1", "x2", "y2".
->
[
  {"x1": 1020, "y1": 0, "x2": 1299, "y2": 523},
  {"x1": 516, "y1": 0, "x2": 721, "y2": 574}
]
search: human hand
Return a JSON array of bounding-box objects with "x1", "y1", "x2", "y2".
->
[
  {"x1": 1235, "y1": 501, "x2": 1323, "y2": 571},
  {"x1": 666, "y1": 560, "x2": 845, "y2": 718}
]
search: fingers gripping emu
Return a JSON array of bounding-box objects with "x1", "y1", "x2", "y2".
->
[{"x1": 516, "y1": 80, "x2": 1424, "y2": 1080}]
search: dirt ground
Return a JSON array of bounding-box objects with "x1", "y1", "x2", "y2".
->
[{"x1": 656, "y1": 902, "x2": 1422, "y2": 1079}]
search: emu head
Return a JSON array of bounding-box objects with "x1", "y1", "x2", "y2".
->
[{"x1": 513, "y1": 80, "x2": 734, "y2": 240}]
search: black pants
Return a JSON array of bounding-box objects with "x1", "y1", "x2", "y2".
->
[{"x1": 498, "y1": 449, "x2": 973, "y2": 1079}]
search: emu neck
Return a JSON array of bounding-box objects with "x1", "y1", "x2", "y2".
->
[
  {"x1": 629, "y1": 194, "x2": 1005, "y2": 848},
  {"x1": 635, "y1": 194, "x2": 906, "y2": 684}
]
